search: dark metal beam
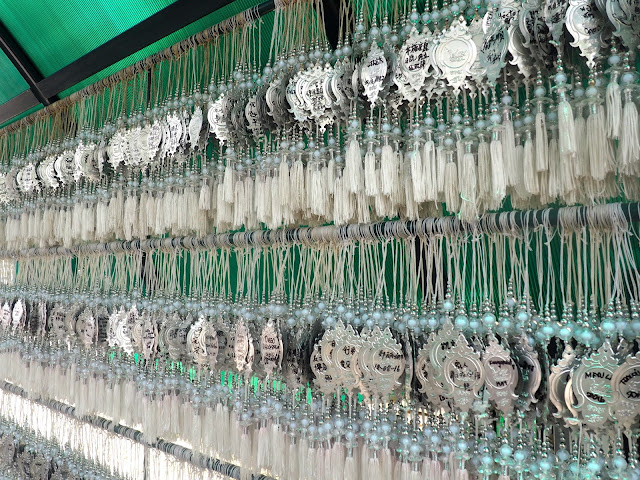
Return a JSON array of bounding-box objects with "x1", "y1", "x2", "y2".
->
[
  {"x1": 37, "y1": 0, "x2": 235, "y2": 100},
  {"x1": 0, "y1": 20, "x2": 52, "y2": 106},
  {"x1": 0, "y1": 90, "x2": 40, "y2": 126}
]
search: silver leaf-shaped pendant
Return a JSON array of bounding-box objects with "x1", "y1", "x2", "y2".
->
[
  {"x1": 188, "y1": 106, "x2": 203, "y2": 149},
  {"x1": 361, "y1": 44, "x2": 388, "y2": 104},
  {"x1": 566, "y1": 0, "x2": 608, "y2": 67},
  {"x1": 571, "y1": 340, "x2": 618, "y2": 430},
  {"x1": 443, "y1": 333, "x2": 485, "y2": 413},
  {"x1": 482, "y1": 336, "x2": 518, "y2": 413},
  {"x1": 433, "y1": 17, "x2": 478, "y2": 93},
  {"x1": 610, "y1": 353, "x2": 640, "y2": 429}
]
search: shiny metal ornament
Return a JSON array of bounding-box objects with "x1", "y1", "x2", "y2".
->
[
  {"x1": 566, "y1": 0, "x2": 609, "y2": 67},
  {"x1": 147, "y1": 121, "x2": 162, "y2": 158},
  {"x1": 571, "y1": 340, "x2": 618, "y2": 430},
  {"x1": 399, "y1": 28, "x2": 433, "y2": 93},
  {"x1": 47, "y1": 304, "x2": 66, "y2": 340},
  {"x1": 75, "y1": 308, "x2": 96, "y2": 347},
  {"x1": 432, "y1": 17, "x2": 478, "y2": 92},
  {"x1": 11, "y1": 298, "x2": 24, "y2": 333},
  {"x1": 188, "y1": 106, "x2": 203, "y2": 150},
  {"x1": 428, "y1": 318, "x2": 459, "y2": 386},
  {"x1": 606, "y1": 0, "x2": 639, "y2": 51},
  {"x1": 188, "y1": 315, "x2": 217, "y2": 368},
  {"x1": 0, "y1": 302, "x2": 10, "y2": 330},
  {"x1": 331, "y1": 323, "x2": 362, "y2": 393},
  {"x1": 544, "y1": 0, "x2": 570, "y2": 42},
  {"x1": 610, "y1": 353, "x2": 640, "y2": 429},
  {"x1": 19, "y1": 163, "x2": 38, "y2": 193},
  {"x1": 208, "y1": 96, "x2": 230, "y2": 145},
  {"x1": 482, "y1": 336, "x2": 518, "y2": 413},
  {"x1": 108, "y1": 131, "x2": 126, "y2": 169},
  {"x1": 43, "y1": 157, "x2": 59, "y2": 189},
  {"x1": 443, "y1": 333, "x2": 485, "y2": 413},
  {"x1": 480, "y1": 16, "x2": 510, "y2": 83},
  {"x1": 416, "y1": 344, "x2": 452, "y2": 409},
  {"x1": 367, "y1": 327, "x2": 405, "y2": 399},
  {"x1": 0, "y1": 174, "x2": 8, "y2": 204},
  {"x1": 260, "y1": 319, "x2": 282, "y2": 377},
  {"x1": 166, "y1": 113, "x2": 183, "y2": 156},
  {"x1": 393, "y1": 67, "x2": 418, "y2": 105},
  {"x1": 360, "y1": 44, "x2": 388, "y2": 104},
  {"x1": 514, "y1": 334, "x2": 542, "y2": 410},
  {"x1": 244, "y1": 96, "x2": 262, "y2": 139},
  {"x1": 0, "y1": 434, "x2": 14, "y2": 466},
  {"x1": 142, "y1": 313, "x2": 158, "y2": 360},
  {"x1": 549, "y1": 344, "x2": 579, "y2": 420},
  {"x1": 286, "y1": 72, "x2": 309, "y2": 123},
  {"x1": 107, "y1": 307, "x2": 125, "y2": 349},
  {"x1": 234, "y1": 319, "x2": 254, "y2": 374},
  {"x1": 508, "y1": 24, "x2": 536, "y2": 78},
  {"x1": 302, "y1": 65, "x2": 334, "y2": 131},
  {"x1": 311, "y1": 341, "x2": 335, "y2": 395}
]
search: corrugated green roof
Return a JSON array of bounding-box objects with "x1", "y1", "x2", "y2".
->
[
  {"x1": 0, "y1": 0, "x2": 268, "y2": 127},
  {"x1": 0, "y1": 0, "x2": 177, "y2": 77}
]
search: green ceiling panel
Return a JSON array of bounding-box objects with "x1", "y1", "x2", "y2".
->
[
  {"x1": 59, "y1": 0, "x2": 270, "y2": 98},
  {"x1": 0, "y1": 0, "x2": 177, "y2": 77},
  {"x1": 0, "y1": 0, "x2": 271, "y2": 128},
  {"x1": 0, "y1": 49, "x2": 29, "y2": 105}
]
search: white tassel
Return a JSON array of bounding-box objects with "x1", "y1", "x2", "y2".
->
[
  {"x1": 502, "y1": 116, "x2": 517, "y2": 187},
  {"x1": 245, "y1": 176, "x2": 256, "y2": 229},
  {"x1": 548, "y1": 138, "x2": 560, "y2": 200},
  {"x1": 326, "y1": 159, "x2": 335, "y2": 195},
  {"x1": 606, "y1": 72, "x2": 621, "y2": 139},
  {"x1": 422, "y1": 140, "x2": 437, "y2": 202},
  {"x1": 345, "y1": 136, "x2": 363, "y2": 194},
  {"x1": 279, "y1": 159, "x2": 290, "y2": 201},
  {"x1": 364, "y1": 148, "x2": 379, "y2": 196},
  {"x1": 436, "y1": 145, "x2": 446, "y2": 196},
  {"x1": 288, "y1": 441, "x2": 298, "y2": 479},
  {"x1": 587, "y1": 105, "x2": 609, "y2": 181},
  {"x1": 535, "y1": 110, "x2": 548, "y2": 172},
  {"x1": 240, "y1": 430, "x2": 252, "y2": 480},
  {"x1": 410, "y1": 146, "x2": 425, "y2": 202},
  {"x1": 490, "y1": 136, "x2": 506, "y2": 207},
  {"x1": 233, "y1": 179, "x2": 246, "y2": 229},
  {"x1": 557, "y1": 98, "x2": 577, "y2": 161},
  {"x1": 291, "y1": 158, "x2": 305, "y2": 213},
  {"x1": 619, "y1": 91, "x2": 640, "y2": 175},
  {"x1": 444, "y1": 160, "x2": 460, "y2": 213},
  {"x1": 223, "y1": 164, "x2": 234, "y2": 203},
  {"x1": 399, "y1": 461, "x2": 411, "y2": 480},
  {"x1": 458, "y1": 151, "x2": 477, "y2": 222},
  {"x1": 380, "y1": 143, "x2": 398, "y2": 197},
  {"x1": 331, "y1": 443, "x2": 345, "y2": 480},
  {"x1": 523, "y1": 136, "x2": 539, "y2": 195},
  {"x1": 199, "y1": 180, "x2": 211, "y2": 210},
  {"x1": 574, "y1": 113, "x2": 588, "y2": 178},
  {"x1": 344, "y1": 452, "x2": 357, "y2": 480},
  {"x1": 477, "y1": 140, "x2": 491, "y2": 206}
]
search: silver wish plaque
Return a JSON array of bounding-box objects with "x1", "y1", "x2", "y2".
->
[
  {"x1": 572, "y1": 341, "x2": 618, "y2": 430},
  {"x1": 482, "y1": 337, "x2": 518, "y2": 413},
  {"x1": 360, "y1": 45, "x2": 388, "y2": 104},
  {"x1": 432, "y1": 17, "x2": 478, "y2": 92}
]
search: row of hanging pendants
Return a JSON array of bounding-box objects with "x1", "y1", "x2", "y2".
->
[
  {"x1": 0, "y1": 314, "x2": 639, "y2": 480},
  {"x1": 2, "y1": 0, "x2": 640, "y2": 248}
]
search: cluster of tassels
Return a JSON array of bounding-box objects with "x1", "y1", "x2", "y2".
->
[{"x1": 0, "y1": 345, "x2": 476, "y2": 480}]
